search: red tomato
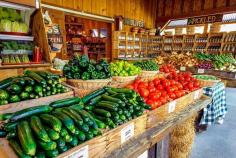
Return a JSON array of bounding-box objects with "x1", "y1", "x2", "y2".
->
[
  {"x1": 194, "y1": 81, "x2": 200, "y2": 88},
  {"x1": 159, "y1": 97, "x2": 167, "y2": 105},
  {"x1": 148, "y1": 81, "x2": 155, "y2": 87},
  {"x1": 176, "y1": 83, "x2": 183, "y2": 90},
  {"x1": 138, "y1": 82, "x2": 148, "y2": 89},
  {"x1": 168, "y1": 92, "x2": 176, "y2": 99},
  {"x1": 146, "y1": 99, "x2": 154, "y2": 105},
  {"x1": 153, "y1": 78, "x2": 161, "y2": 86},
  {"x1": 185, "y1": 77, "x2": 191, "y2": 82},
  {"x1": 161, "y1": 90, "x2": 168, "y2": 97},
  {"x1": 166, "y1": 86, "x2": 175, "y2": 93},
  {"x1": 188, "y1": 82, "x2": 194, "y2": 89},
  {"x1": 126, "y1": 84, "x2": 134, "y2": 89},
  {"x1": 139, "y1": 88, "x2": 149, "y2": 97},
  {"x1": 134, "y1": 78, "x2": 142, "y2": 84},
  {"x1": 174, "y1": 91, "x2": 182, "y2": 98},
  {"x1": 169, "y1": 80, "x2": 176, "y2": 85},
  {"x1": 162, "y1": 80, "x2": 170, "y2": 87},
  {"x1": 149, "y1": 87, "x2": 156, "y2": 93},
  {"x1": 156, "y1": 85, "x2": 164, "y2": 90}
]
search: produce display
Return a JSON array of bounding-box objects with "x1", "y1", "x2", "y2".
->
[
  {"x1": 63, "y1": 54, "x2": 111, "y2": 80},
  {"x1": 134, "y1": 60, "x2": 159, "y2": 71},
  {"x1": 159, "y1": 64, "x2": 177, "y2": 73},
  {"x1": 0, "y1": 70, "x2": 68, "y2": 105},
  {"x1": 127, "y1": 72, "x2": 200, "y2": 110},
  {"x1": 197, "y1": 61, "x2": 213, "y2": 69},
  {"x1": 0, "y1": 7, "x2": 29, "y2": 33},
  {"x1": 0, "y1": 87, "x2": 149, "y2": 157},
  {"x1": 110, "y1": 60, "x2": 141, "y2": 76},
  {"x1": 194, "y1": 75, "x2": 218, "y2": 81},
  {"x1": 195, "y1": 53, "x2": 236, "y2": 71}
]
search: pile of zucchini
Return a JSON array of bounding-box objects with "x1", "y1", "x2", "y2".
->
[
  {"x1": 0, "y1": 70, "x2": 68, "y2": 105},
  {"x1": 82, "y1": 87, "x2": 151, "y2": 128},
  {"x1": 0, "y1": 97, "x2": 103, "y2": 158}
]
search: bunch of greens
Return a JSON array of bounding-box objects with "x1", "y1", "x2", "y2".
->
[
  {"x1": 0, "y1": 41, "x2": 34, "y2": 50},
  {"x1": 110, "y1": 60, "x2": 141, "y2": 76},
  {"x1": 63, "y1": 54, "x2": 111, "y2": 80},
  {"x1": 134, "y1": 60, "x2": 159, "y2": 71}
]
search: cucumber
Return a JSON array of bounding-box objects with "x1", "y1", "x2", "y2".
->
[
  {"x1": 60, "y1": 128, "x2": 68, "y2": 137},
  {"x1": 22, "y1": 76, "x2": 35, "y2": 86},
  {"x1": 24, "y1": 70, "x2": 46, "y2": 85},
  {"x1": 90, "y1": 128, "x2": 101, "y2": 136},
  {"x1": 30, "y1": 116, "x2": 50, "y2": 142},
  {"x1": 106, "y1": 88, "x2": 117, "y2": 95},
  {"x1": 49, "y1": 97, "x2": 81, "y2": 108},
  {"x1": 69, "y1": 136, "x2": 79, "y2": 146},
  {"x1": 38, "y1": 140, "x2": 57, "y2": 151},
  {"x1": 0, "y1": 113, "x2": 13, "y2": 121},
  {"x1": 88, "y1": 95, "x2": 102, "y2": 106},
  {"x1": 10, "y1": 105, "x2": 53, "y2": 122},
  {"x1": 110, "y1": 87, "x2": 133, "y2": 94},
  {"x1": 63, "y1": 134, "x2": 72, "y2": 143},
  {"x1": 119, "y1": 114, "x2": 126, "y2": 121},
  {"x1": 96, "y1": 102, "x2": 118, "y2": 112},
  {"x1": 56, "y1": 138, "x2": 66, "y2": 148},
  {"x1": 85, "y1": 131, "x2": 94, "y2": 140},
  {"x1": 69, "y1": 103, "x2": 84, "y2": 110},
  {"x1": 77, "y1": 131, "x2": 86, "y2": 141},
  {"x1": 9, "y1": 139, "x2": 31, "y2": 158},
  {"x1": 0, "y1": 77, "x2": 14, "y2": 89},
  {"x1": 74, "y1": 127, "x2": 80, "y2": 135},
  {"x1": 12, "y1": 77, "x2": 26, "y2": 86},
  {"x1": 112, "y1": 93, "x2": 127, "y2": 101},
  {"x1": 6, "y1": 130, "x2": 16, "y2": 139},
  {"x1": 61, "y1": 108, "x2": 83, "y2": 126},
  {"x1": 101, "y1": 94, "x2": 123, "y2": 104},
  {"x1": 40, "y1": 114, "x2": 62, "y2": 132},
  {"x1": 45, "y1": 149, "x2": 59, "y2": 158},
  {"x1": 76, "y1": 110, "x2": 97, "y2": 128},
  {"x1": 84, "y1": 105, "x2": 93, "y2": 111},
  {"x1": 4, "y1": 122, "x2": 18, "y2": 132},
  {"x1": 52, "y1": 111, "x2": 76, "y2": 134},
  {"x1": 35, "y1": 150, "x2": 46, "y2": 158},
  {"x1": 73, "y1": 109, "x2": 90, "y2": 122},
  {"x1": 93, "y1": 108, "x2": 111, "y2": 117},
  {"x1": 94, "y1": 118, "x2": 106, "y2": 129},
  {"x1": 58, "y1": 145, "x2": 68, "y2": 153},
  {"x1": 17, "y1": 121, "x2": 36, "y2": 156},
  {"x1": 45, "y1": 127, "x2": 60, "y2": 140},
  {"x1": 0, "y1": 130, "x2": 7, "y2": 137},
  {"x1": 79, "y1": 123, "x2": 89, "y2": 132},
  {"x1": 82, "y1": 88, "x2": 106, "y2": 104}
]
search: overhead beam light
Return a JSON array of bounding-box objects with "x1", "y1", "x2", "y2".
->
[
  {"x1": 41, "y1": 3, "x2": 115, "y2": 23},
  {"x1": 0, "y1": 1, "x2": 32, "y2": 10}
]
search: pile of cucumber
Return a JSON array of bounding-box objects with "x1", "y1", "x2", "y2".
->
[
  {"x1": 0, "y1": 70, "x2": 68, "y2": 105},
  {"x1": 0, "y1": 97, "x2": 103, "y2": 158},
  {"x1": 82, "y1": 87, "x2": 151, "y2": 128}
]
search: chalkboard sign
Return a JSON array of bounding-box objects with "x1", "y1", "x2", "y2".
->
[{"x1": 187, "y1": 14, "x2": 223, "y2": 25}]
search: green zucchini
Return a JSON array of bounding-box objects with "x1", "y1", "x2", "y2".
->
[
  {"x1": 101, "y1": 94, "x2": 123, "y2": 104},
  {"x1": 79, "y1": 123, "x2": 89, "y2": 132},
  {"x1": 82, "y1": 88, "x2": 106, "y2": 104},
  {"x1": 24, "y1": 70, "x2": 46, "y2": 85},
  {"x1": 52, "y1": 111, "x2": 76, "y2": 134},
  {"x1": 90, "y1": 128, "x2": 101, "y2": 136},
  {"x1": 49, "y1": 97, "x2": 81, "y2": 108},
  {"x1": 96, "y1": 102, "x2": 118, "y2": 112},
  {"x1": 30, "y1": 116, "x2": 50, "y2": 142},
  {"x1": 17, "y1": 121, "x2": 36, "y2": 156},
  {"x1": 110, "y1": 87, "x2": 133, "y2": 94},
  {"x1": 58, "y1": 145, "x2": 68, "y2": 153},
  {"x1": 88, "y1": 95, "x2": 102, "y2": 106},
  {"x1": 35, "y1": 150, "x2": 46, "y2": 158},
  {"x1": 69, "y1": 136, "x2": 79, "y2": 146},
  {"x1": 0, "y1": 129, "x2": 7, "y2": 137},
  {"x1": 0, "y1": 77, "x2": 14, "y2": 89},
  {"x1": 9, "y1": 139, "x2": 31, "y2": 158},
  {"x1": 45, "y1": 149, "x2": 59, "y2": 158},
  {"x1": 10, "y1": 105, "x2": 53, "y2": 122},
  {"x1": 93, "y1": 108, "x2": 111, "y2": 117},
  {"x1": 45, "y1": 127, "x2": 60, "y2": 140},
  {"x1": 61, "y1": 108, "x2": 83, "y2": 126},
  {"x1": 94, "y1": 118, "x2": 106, "y2": 129},
  {"x1": 12, "y1": 77, "x2": 26, "y2": 86},
  {"x1": 56, "y1": 138, "x2": 66, "y2": 148},
  {"x1": 63, "y1": 134, "x2": 72, "y2": 143},
  {"x1": 106, "y1": 88, "x2": 117, "y2": 95},
  {"x1": 0, "y1": 113, "x2": 13, "y2": 121},
  {"x1": 60, "y1": 128, "x2": 68, "y2": 137},
  {"x1": 38, "y1": 140, "x2": 57, "y2": 151},
  {"x1": 77, "y1": 131, "x2": 86, "y2": 141},
  {"x1": 6, "y1": 130, "x2": 16, "y2": 139},
  {"x1": 4, "y1": 122, "x2": 18, "y2": 132},
  {"x1": 69, "y1": 103, "x2": 84, "y2": 110},
  {"x1": 39, "y1": 114, "x2": 62, "y2": 132},
  {"x1": 22, "y1": 76, "x2": 35, "y2": 86},
  {"x1": 73, "y1": 109, "x2": 90, "y2": 122},
  {"x1": 85, "y1": 131, "x2": 94, "y2": 140}
]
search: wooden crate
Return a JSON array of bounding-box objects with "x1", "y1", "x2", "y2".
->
[
  {"x1": 0, "y1": 85, "x2": 74, "y2": 114},
  {"x1": 105, "y1": 114, "x2": 147, "y2": 155},
  {"x1": 146, "y1": 89, "x2": 203, "y2": 129}
]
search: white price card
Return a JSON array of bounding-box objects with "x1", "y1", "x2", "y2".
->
[
  {"x1": 234, "y1": 74, "x2": 236, "y2": 79},
  {"x1": 194, "y1": 90, "x2": 200, "y2": 100},
  {"x1": 198, "y1": 69, "x2": 204, "y2": 74},
  {"x1": 137, "y1": 150, "x2": 148, "y2": 158},
  {"x1": 121, "y1": 123, "x2": 134, "y2": 144},
  {"x1": 168, "y1": 100, "x2": 176, "y2": 113},
  {"x1": 180, "y1": 66, "x2": 186, "y2": 71},
  {"x1": 67, "y1": 145, "x2": 89, "y2": 158}
]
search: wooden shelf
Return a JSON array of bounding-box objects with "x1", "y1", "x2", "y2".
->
[
  {"x1": 0, "y1": 63, "x2": 51, "y2": 69},
  {"x1": 0, "y1": 34, "x2": 34, "y2": 41}
]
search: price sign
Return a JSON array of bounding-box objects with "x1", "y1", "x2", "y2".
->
[
  {"x1": 180, "y1": 66, "x2": 186, "y2": 71},
  {"x1": 234, "y1": 74, "x2": 236, "y2": 79},
  {"x1": 168, "y1": 101, "x2": 176, "y2": 113},
  {"x1": 198, "y1": 69, "x2": 204, "y2": 74},
  {"x1": 137, "y1": 150, "x2": 148, "y2": 158},
  {"x1": 67, "y1": 145, "x2": 88, "y2": 158},
  {"x1": 194, "y1": 90, "x2": 200, "y2": 100},
  {"x1": 121, "y1": 123, "x2": 134, "y2": 143}
]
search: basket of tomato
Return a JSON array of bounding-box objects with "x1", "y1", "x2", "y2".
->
[{"x1": 193, "y1": 75, "x2": 221, "y2": 87}]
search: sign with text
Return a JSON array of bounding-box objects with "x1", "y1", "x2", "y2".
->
[
  {"x1": 187, "y1": 14, "x2": 223, "y2": 25},
  {"x1": 121, "y1": 123, "x2": 134, "y2": 143},
  {"x1": 67, "y1": 145, "x2": 89, "y2": 158},
  {"x1": 168, "y1": 100, "x2": 176, "y2": 113},
  {"x1": 123, "y1": 18, "x2": 144, "y2": 27}
]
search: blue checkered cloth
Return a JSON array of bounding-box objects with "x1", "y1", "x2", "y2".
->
[{"x1": 200, "y1": 82, "x2": 227, "y2": 125}]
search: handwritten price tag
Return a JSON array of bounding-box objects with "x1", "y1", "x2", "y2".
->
[
  {"x1": 198, "y1": 69, "x2": 204, "y2": 74},
  {"x1": 137, "y1": 150, "x2": 148, "y2": 158},
  {"x1": 180, "y1": 66, "x2": 186, "y2": 71},
  {"x1": 194, "y1": 90, "x2": 200, "y2": 100},
  {"x1": 67, "y1": 145, "x2": 88, "y2": 158},
  {"x1": 121, "y1": 123, "x2": 134, "y2": 144},
  {"x1": 168, "y1": 101, "x2": 176, "y2": 113}
]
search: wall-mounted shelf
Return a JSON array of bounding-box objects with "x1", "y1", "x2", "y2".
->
[{"x1": 0, "y1": 34, "x2": 34, "y2": 41}]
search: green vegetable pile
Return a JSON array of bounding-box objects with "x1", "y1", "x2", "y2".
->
[
  {"x1": 195, "y1": 53, "x2": 236, "y2": 69},
  {"x1": 0, "y1": 7, "x2": 28, "y2": 33},
  {"x1": 0, "y1": 87, "x2": 149, "y2": 157},
  {"x1": 194, "y1": 75, "x2": 218, "y2": 81},
  {"x1": 111, "y1": 60, "x2": 142, "y2": 76},
  {"x1": 134, "y1": 60, "x2": 159, "y2": 71},
  {"x1": 63, "y1": 54, "x2": 111, "y2": 80},
  {"x1": 0, "y1": 70, "x2": 68, "y2": 105}
]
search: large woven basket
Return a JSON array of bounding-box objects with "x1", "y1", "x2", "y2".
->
[
  {"x1": 194, "y1": 75, "x2": 221, "y2": 87},
  {"x1": 139, "y1": 70, "x2": 159, "y2": 80},
  {"x1": 67, "y1": 78, "x2": 112, "y2": 91},
  {"x1": 111, "y1": 75, "x2": 137, "y2": 88}
]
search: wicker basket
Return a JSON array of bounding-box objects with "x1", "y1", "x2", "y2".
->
[
  {"x1": 110, "y1": 75, "x2": 137, "y2": 88},
  {"x1": 67, "y1": 78, "x2": 112, "y2": 91},
  {"x1": 194, "y1": 75, "x2": 221, "y2": 87},
  {"x1": 139, "y1": 70, "x2": 159, "y2": 81}
]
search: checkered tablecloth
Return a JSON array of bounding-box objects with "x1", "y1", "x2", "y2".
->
[{"x1": 200, "y1": 82, "x2": 227, "y2": 125}]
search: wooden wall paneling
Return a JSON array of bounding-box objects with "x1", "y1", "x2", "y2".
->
[
  {"x1": 193, "y1": 0, "x2": 202, "y2": 12},
  {"x1": 173, "y1": 0, "x2": 182, "y2": 16},
  {"x1": 216, "y1": 0, "x2": 226, "y2": 8},
  {"x1": 73, "y1": 0, "x2": 83, "y2": 10},
  {"x1": 158, "y1": 0, "x2": 165, "y2": 17},
  {"x1": 61, "y1": 0, "x2": 75, "y2": 9},
  {"x1": 183, "y1": 0, "x2": 193, "y2": 14},
  {"x1": 3, "y1": 0, "x2": 36, "y2": 7},
  {"x1": 229, "y1": 0, "x2": 236, "y2": 6},
  {"x1": 106, "y1": 0, "x2": 114, "y2": 17},
  {"x1": 164, "y1": 0, "x2": 172, "y2": 17},
  {"x1": 91, "y1": 0, "x2": 107, "y2": 16},
  {"x1": 82, "y1": 0, "x2": 92, "y2": 12},
  {"x1": 204, "y1": 0, "x2": 214, "y2": 10},
  {"x1": 130, "y1": 0, "x2": 136, "y2": 20},
  {"x1": 42, "y1": 0, "x2": 62, "y2": 6},
  {"x1": 151, "y1": 0, "x2": 158, "y2": 28}
]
